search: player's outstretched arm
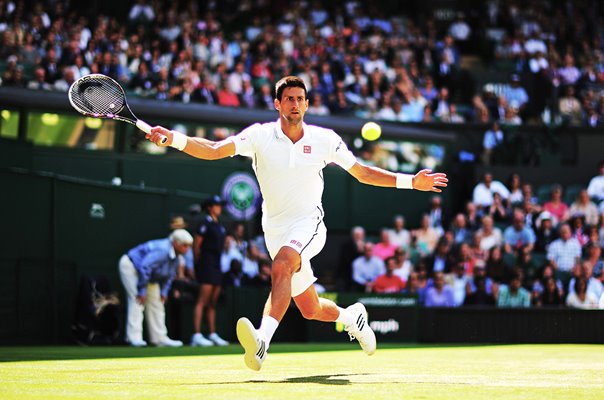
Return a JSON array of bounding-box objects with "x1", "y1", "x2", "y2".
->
[
  {"x1": 146, "y1": 125, "x2": 235, "y2": 160},
  {"x1": 347, "y1": 162, "x2": 448, "y2": 192}
]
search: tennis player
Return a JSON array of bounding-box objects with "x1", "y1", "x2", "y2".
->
[{"x1": 146, "y1": 76, "x2": 448, "y2": 370}]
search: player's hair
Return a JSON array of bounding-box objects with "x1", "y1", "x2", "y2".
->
[{"x1": 274, "y1": 76, "x2": 307, "y2": 100}]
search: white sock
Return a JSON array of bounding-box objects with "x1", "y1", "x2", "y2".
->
[
  {"x1": 258, "y1": 316, "x2": 279, "y2": 344},
  {"x1": 335, "y1": 306, "x2": 355, "y2": 326}
]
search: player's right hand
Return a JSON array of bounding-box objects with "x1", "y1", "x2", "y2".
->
[{"x1": 147, "y1": 126, "x2": 172, "y2": 146}]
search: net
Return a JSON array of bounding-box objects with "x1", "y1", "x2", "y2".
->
[{"x1": 69, "y1": 75, "x2": 125, "y2": 116}]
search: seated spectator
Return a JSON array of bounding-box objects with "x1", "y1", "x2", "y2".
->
[
  {"x1": 307, "y1": 92, "x2": 330, "y2": 116},
  {"x1": 503, "y1": 74, "x2": 529, "y2": 118},
  {"x1": 244, "y1": 259, "x2": 272, "y2": 287},
  {"x1": 587, "y1": 161, "x2": 604, "y2": 202},
  {"x1": 503, "y1": 208, "x2": 536, "y2": 256},
  {"x1": 546, "y1": 223, "x2": 582, "y2": 278},
  {"x1": 392, "y1": 247, "x2": 413, "y2": 282},
  {"x1": 487, "y1": 192, "x2": 510, "y2": 224},
  {"x1": 424, "y1": 271, "x2": 456, "y2": 307},
  {"x1": 387, "y1": 215, "x2": 411, "y2": 250},
  {"x1": 445, "y1": 261, "x2": 471, "y2": 306},
  {"x1": 532, "y1": 264, "x2": 565, "y2": 302},
  {"x1": 217, "y1": 80, "x2": 241, "y2": 107},
  {"x1": 223, "y1": 259, "x2": 244, "y2": 288},
  {"x1": 373, "y1": 228, "x2": 398, "y2": 261},
  {"x1": 543, "y1": 185, "x2": 570, "y2": 223},
  {"x1": 463, "y1": 275, "x2": 496, "y2": 306},
  {"x1": 426, "y1": 195, "x2": 448, "y2": 235},
  {"x1": 559, "y1": 86, "x2": 583, "y2": 126},
  {"x1": 567, "y1": 261, "x2": 603, "y2": 302},
  {"x1": 566, "y1": 277, "x2": 599, "y2": 309},
  {"x1": 569, "y1": 214, "x2": 589, "y2": 247},
  {"x1": 472, "y1": 172, "x2": 511, "y2": 211},
  {"x1": 372, "y1": 256, "x2": 407, "y2": 293},
  {"x1": 482, "y1": 121, "x2": 504, "y2": 166},
  {"x1": 241, "y1": 243, "x2": 262, "y2": 279},
  {"x1": 403, "y1": 271, "x2": 420, "y2": 297},
  {"x1": 476, "y1": 215, "x2": 503, "y2": 251},
  {"x1": 423, "y1": 238, "x2": 454, "y2": 275},
  {"x1": 569, "y1": 189, "x2": 599, "y2": 226},
  {"x1": 337, "y1": 226, "x2": 365, "y2": 291},
  {"x1": 534, "y1": 211, "x2": 558, "y2": 252},
  {"x1": 352, "y1": 242, "x2": 385, "y2": 292},
  {"x1": 413, "y1": 214, "x2": 442, "y2": 256},
  {"x1": 535, "y1": 276, "x2": 564, "y2": 307},
  {"x1": 485, "y1": 245, "x2": 508, "y2": 284},
  {"x1": 497, "y1": 270, "x2": 531, "y2": 308}
]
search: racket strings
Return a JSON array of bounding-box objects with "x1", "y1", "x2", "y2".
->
[{"x1": 69, "y1": 77, "x2": 125, "y2": 116}]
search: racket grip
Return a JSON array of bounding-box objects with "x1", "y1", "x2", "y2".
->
[{"x1": 137, "y1": 119, "x2": 167, "y2": 144}]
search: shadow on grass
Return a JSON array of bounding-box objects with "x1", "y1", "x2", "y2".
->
[{"x1": 0, "y1": 342, "x2": 490, "y2": 363}]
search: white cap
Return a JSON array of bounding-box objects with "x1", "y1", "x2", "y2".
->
[{"x1": 169, "y1": 229, "x2": 193, "y2": 245}]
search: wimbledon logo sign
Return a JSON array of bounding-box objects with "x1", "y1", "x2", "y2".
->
[{"x1": 221, "y1": 172, "x2": 261, "y2": 220}]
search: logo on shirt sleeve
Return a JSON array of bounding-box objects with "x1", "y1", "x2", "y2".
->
[{"x1": 304, "y1": 145, "x2": 311, "y2": 154}]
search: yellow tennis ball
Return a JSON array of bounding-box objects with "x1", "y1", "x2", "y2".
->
[{"x1": 361, "y1": 121, "x2": 382, "y2": 141}]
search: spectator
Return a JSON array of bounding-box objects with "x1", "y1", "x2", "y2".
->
[
  {"x1": 463, "y1": 275, "x2": 496, "y2": 306},
  {"x1": 543, "y1": 185, "x2": 570, "y2": 224},
  {"x1": 503, "y1": 208, "x2": 536, "y2": 255},
  {"x1": 482, "y1": 121, "x2": 504, "y2": 166},
  {"x1": 392, "y1": 247, "x2": 413, "y2": 282},
  {"x1": 373, "y1": 228, "x2": 398, "y2": 261},
  {"x1": 450, "y1": 213, "x2": 473, "y2": 245},
  {"x1": 535, "y1": 276, "x2": 564, "y2": 307},
  {"x1": 587, "y1": 161, "x2": 604, "y2": 202},
  {"x1": 424, "y1": 272, "x2": 456, "y2": 307},
  {"x1": 423, "y1": 238, "x2": 454, "y2": 275},
  {"x1": 503, "y1": 74, "x2": 529, "y2": 117},
  {"x1": 569, "y1": 189, "x2": 599, "y2": 226},
  {"x1": 497, "y1": 270, "x2": 531, "y2": 308},
  {"x1": 372, "y1": 256, "x2": 406, "y2": 293},
  {"x1": 388, "y1": 215, "x2": 411, "y2": 250},
  {"x1": 477, "y1": 215, "x2": 503, "y2": 251},
  {"x1": 534, "y1": 211, "x2": 558, "y2": 252},
  {"x1": 307, "y1": 92, "x2": 330, "y2": 116},
  {"x1": 559, "y1": 86, "x2": 583, "y2": 126},
  {"x1": 241, "y1": 243, "x2": 262, "y2": 279},
  {"x1": 337, "y1": 226, "x2": 366, "y2": 291},
  {"x1": 567, "y1": 261, "x2": 603, "y2": 302},
  {"x1": 472, "y1": 172, "x2": 511, "y2": 211},
  {"x1": 566, "y1": 277, "x2": 599, "y2": 309},
  {"x1": 506, "y1": 173, "x2": 524, "y2": 208},
  {"x1": 244, "y1": 259, "x2": 272, "y2": 287},
  {"x1": 352, "y1": 242, "x2": 385, "y2": 292},
  {"x1": 426, "y1": 195, "x2": 447, "y2": 235},
  {"x1": 546, "y1": 223, "x2": 582, "y2": 279},
  {"x1": 118, "y1": 229, "x2": 193, "y2": 347},
  {"x1": 446, "y1": 261, "x2": 471, "y2": 306},
  {"x1": 487, "y1": 192, "x2": 510, "y2": 224},
  {"x1": 413, "y1": 213, "x2": 442, "y2": 256},
  {"x1": 223, "y1": 259, "x2": 244, "y2": 288}
]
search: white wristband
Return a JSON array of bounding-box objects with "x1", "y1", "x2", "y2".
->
[
  {"x1": 396, "y1": 173, "x2": 414, "y2": 189},
  {"x1": 170, "y1": 131, "x2": 188, "y2": 151}
]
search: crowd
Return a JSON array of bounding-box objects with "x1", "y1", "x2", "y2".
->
[
  {"x1": 1, "y1": 0, "x2": 604, "y2": 127},
  {"x1": 336, "y1": 167, "x2": 604, "y2": 309}
]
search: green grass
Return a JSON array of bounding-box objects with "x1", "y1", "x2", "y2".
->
[{"x1": 1, "y1": 343, "x2": 602, "y2": 400}]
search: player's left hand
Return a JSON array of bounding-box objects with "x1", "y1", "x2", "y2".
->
[{"x1": 412, "y1": 169, "x2": 448, "y2": 192}]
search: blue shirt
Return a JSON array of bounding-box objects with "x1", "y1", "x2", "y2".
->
[
  {"x1": 127, "y1": 238, "x2": 180, "y2": 297},
  {"x1": 503, "y1": 226, "x2": 536, "y2": 249}
]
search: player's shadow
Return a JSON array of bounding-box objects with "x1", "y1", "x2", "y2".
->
[{"x1": 282, "y1": 373, "x2": 356, "y2": 385}]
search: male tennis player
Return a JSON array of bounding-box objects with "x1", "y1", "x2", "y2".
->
[{"x1": 146, "y1": 76, "x2": 448, "y2": 370}]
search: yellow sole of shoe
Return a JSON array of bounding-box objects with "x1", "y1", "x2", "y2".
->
[{"x1": 236, "y1": 318, "x2": 261, "y2": 371}]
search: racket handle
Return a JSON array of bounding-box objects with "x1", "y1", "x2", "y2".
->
[{"x1": 137, "y1": 119, "x2": 167, "y2": 144}]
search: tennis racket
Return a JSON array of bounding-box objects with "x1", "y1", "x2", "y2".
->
[{"x1": 68, "y1": 73, "x2": 167, "y2": 143}]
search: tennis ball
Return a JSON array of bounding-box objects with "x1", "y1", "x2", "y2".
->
[{"x1": 361, "y1": 121, "x2": 381, "y2": 141}]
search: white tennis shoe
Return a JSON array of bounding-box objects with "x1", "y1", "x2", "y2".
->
[
  {"x1": 191, "y1": 333, "x2": 214, "y2": 347},
  {"x1": 344, "y1": 302, "x2": 376, "y2": 355},
  {"x1": 208, "y1": 332, "x2": 229, "y2": 346},
  {"x1": 236, "y1": 317, "x2": 267, "y2": 371}
]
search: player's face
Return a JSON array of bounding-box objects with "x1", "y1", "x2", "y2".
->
[{"x1": 275, "y1": 87, "x2": 308, "y2": 125}]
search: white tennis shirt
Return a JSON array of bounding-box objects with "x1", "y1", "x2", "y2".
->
[{"x1": 230, "y1": 120, "x2": 358, "y2": 233}]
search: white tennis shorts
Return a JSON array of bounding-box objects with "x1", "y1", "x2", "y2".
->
[{"x1": 264, "y1": 217, "x2": 327, "y2": 297}]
